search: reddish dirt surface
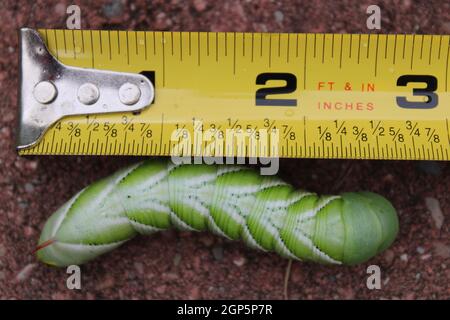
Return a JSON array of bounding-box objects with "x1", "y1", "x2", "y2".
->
[{"x1": 0, "y1": 0, "x2": 449, "y2": 299}]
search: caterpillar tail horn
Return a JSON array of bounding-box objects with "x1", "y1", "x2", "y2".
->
[{"x1": 36, "y1": 159, "x2": 398, "y2": 267}]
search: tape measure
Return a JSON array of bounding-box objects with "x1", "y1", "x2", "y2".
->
[{"x1": 18, "y1": 29, "x2": 450, "y2": 160}]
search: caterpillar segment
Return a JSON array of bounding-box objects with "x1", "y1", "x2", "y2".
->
[{"x1": 37, "y1": 159, "x2": 399, "y2": 266}]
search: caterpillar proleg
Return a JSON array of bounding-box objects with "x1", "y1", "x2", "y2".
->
[{"x1": 36, "y1": 159, "x2": 398, "y2": 266}]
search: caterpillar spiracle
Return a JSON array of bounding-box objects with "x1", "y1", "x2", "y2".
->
[{"x1": 36, "y1": 159, "x2": 399, "y2": 267}]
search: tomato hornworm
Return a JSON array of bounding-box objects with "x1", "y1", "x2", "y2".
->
[{"x1": 36, "y1": 159, "x2": 399, "y2": 266}]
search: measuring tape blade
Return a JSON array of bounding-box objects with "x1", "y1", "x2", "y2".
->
[{"x1": 18, "y1": 29, "x2": 450, "y2": 160}]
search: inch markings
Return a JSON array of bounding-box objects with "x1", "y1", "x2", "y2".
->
[{"x1": 19, "y1": 30, "x2": 450, "y2": 161}]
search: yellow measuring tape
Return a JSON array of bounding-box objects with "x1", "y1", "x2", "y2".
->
[{"x1": 19, "y1": 29, "x2": 450, "y2": 160}]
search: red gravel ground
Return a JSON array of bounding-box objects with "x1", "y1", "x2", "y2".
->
[{"x1": 0, "y1": 0, "x2": 449, "y2": 299}]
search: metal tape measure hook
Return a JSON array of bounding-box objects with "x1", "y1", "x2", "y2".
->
[{"x1": 17, "y1": 28, "x2": 155, "y2": 150}]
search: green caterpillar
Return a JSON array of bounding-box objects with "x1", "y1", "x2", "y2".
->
[{"x1": 36, "y1": 159, "x2": 398, "y2": 267}]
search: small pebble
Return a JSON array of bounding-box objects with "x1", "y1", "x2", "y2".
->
[
  {"x1": 15, "y1": 263, "x2": 36, "y2": 282},
  {"x1": 402, "y1": 0, "x2": 412, "y2": 9},
  {"x1": 416, "y1": 246, "x2": 425, "y2": 254},
  {"x1": 400, "y1": 253, "x2": 408, "y2": 262},
  {"x1": 193, "y1": 0, "x2": 207, "y2": 12},
  {"x1": 425, "y1": 197, "x2": 444, "y2": 230},
  {"x1": 24, "y1": 226, "x2": 34, "y2": 237},
  {"x1": 54, "y1": 3, "x2": 66, "y2": 15},
  {"x1": 0, "y1": 127, "x2": 11, "y2": 139},
  {"x1": 102, "y1": 0, "x2": 123, "y2": 18},
  {"x1": 18, "y1": 201, "x2": 29, "y2": 209},
  {"x1": 24, "y1": 183, "x2": 34, "y2": 193},
  {"x1": 25, "y1": 160, "x2": 38, "y2": 171},
  {"x1": 415, "y1": 273, "x2": 421, "y2": 280},
  {"x1": 274, "y1": 11, "x2": 284, "y2": 24},
  {"x1": 232, "y1": 256, "x2": 246, "y2": 267},
  {"x1": 155, "y1": 12, "x2": 172, "y2": 29},
  {"x1": 212, "y1": 245, "x2": 224, "y2": 261}
]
